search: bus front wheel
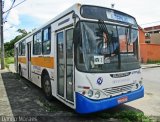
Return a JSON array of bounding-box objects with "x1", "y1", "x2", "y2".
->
[{"x1": 42, "y1": 75, "x2": 53, "y2": 101}]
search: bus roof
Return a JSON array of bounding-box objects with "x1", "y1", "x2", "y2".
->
[
  {"x1": 15, "y1": 3, "x2": 81, "y2": 45},
  {"x1": 15, "y1": 3, "x2": 137, "y2": 45}
]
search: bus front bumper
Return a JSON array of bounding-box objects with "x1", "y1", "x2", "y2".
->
[{"x1": 76, "y1": 86, "x2": 144, "y2": 114}]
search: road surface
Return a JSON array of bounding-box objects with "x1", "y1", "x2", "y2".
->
[{"x1": 127, "y1": 67, "x2": 160, "y2": 116}]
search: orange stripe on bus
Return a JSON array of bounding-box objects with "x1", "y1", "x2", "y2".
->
[
  {"x1": 31, "y1": 57, "x2": 54, "y2": 69},
  {"x1": 18, "y1": 57, "x2": 26, "y2": 64}
]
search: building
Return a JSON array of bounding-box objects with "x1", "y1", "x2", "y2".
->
[
  {"x1": 139, "y1": 25, "x2": 160, "y2": 63},
  {"x1": 144, "y1": 25, "x2": 160, "y2": 44}
]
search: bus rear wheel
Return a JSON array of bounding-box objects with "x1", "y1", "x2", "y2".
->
[
  {"x1": 19, "y1": 66, "x2": 22, "y2": 77},
  {"x1": 42, "y1": 75, "x2": 53, "y2": 101}
]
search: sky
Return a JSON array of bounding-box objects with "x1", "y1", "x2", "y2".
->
[{"x1": 3, "y1": 0, "x2": 160, "y2": 42}]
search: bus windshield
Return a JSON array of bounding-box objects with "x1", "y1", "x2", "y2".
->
[{"x1": 75, "y1": 21, "x2": 140, "y2": 73}]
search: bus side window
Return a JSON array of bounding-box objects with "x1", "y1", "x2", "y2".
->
[
  {"x1": 42, "y1": 27, "x2": 51, "y2": 54},
  {"x1": 19, "y1": 42, "x2": 21, "y2": 56},
  {"x1": 21, "y1": 40, "x2": 26, "y2": 56},
  {"x1": 33, "y1": 32, "x2": 42, "y2": 55},
  {"x1": 66, "y1": 29, "x2": 73, "y2": 58}
]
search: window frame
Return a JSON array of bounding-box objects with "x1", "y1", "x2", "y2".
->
[
  {"x1": 21, "y1": 40, "x2": 26, "y2": 56},
  {"x1": 18, "y1": 40, "x2": 26, "y2": 56},
  {"x1": 33, "y1": 31, "x2": 42, "y2": 55}
]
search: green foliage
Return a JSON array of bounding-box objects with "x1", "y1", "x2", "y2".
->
[
  {"x1": 147, "y1": 59, "x2": 160, "y2": 64},
  {"x1": 5, "y1": 49, "x2": 14, "y2": 57},
  {"x1": 4, "y1": 29, "x2": 29, "y2": 57},
  {"x1": 4, "y1": 57, "x2": 14, "y2": 68},
  {"x1": 17, "y1": 29, "x2": 28, "y2": 35},
  {"x1": 113, "y1": 111, "x2": 151, "y2": 122},
  {"x1": 98, "y1": 111, "x2": 152, "y2": 122},
  {"x1": 5, "y1": 57, "x2": 14, "y2": 64}
]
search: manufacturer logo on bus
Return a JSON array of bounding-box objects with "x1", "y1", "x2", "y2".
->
[
  {"x1": 110, "y1": 72, "x2": 131, "y2": 78},
  {"x1": 97, "y1": 77, "x2": 103, "y2": 85}
]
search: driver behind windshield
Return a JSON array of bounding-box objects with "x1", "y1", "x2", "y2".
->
[{"x1": 97, "y1": 32, "x2": 119, "y2": 57}]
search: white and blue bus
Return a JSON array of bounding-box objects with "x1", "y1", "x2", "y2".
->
[{"x1": 14, "y1": 3, "x2": 144, "y2": 114}]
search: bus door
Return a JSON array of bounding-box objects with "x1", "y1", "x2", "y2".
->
[
  {"x1": 27, "y1": 42, "x2": 31, "y2": 79},
  {"x1": 56, "y1": 28, "x2": 74, "y2": 102}
]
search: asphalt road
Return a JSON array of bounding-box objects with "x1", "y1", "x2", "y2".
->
[{"x1": 127, "y1": 67, "x2": 160, "y2": 116}]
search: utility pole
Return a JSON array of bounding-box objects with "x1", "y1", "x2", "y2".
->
[{"x1": 0, "y1": 0, "x2": 5, "y2": 69}]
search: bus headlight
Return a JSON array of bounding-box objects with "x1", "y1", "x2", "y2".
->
[
  {"x1": 80, "y1": 89, "x2": 106, "y2": 99},
  {"x1": 88, "y1": 90, "x2": 93, "y2": 97},
  {"x1": 95, "y1": 91, "x2": 101, "y2": 98}
]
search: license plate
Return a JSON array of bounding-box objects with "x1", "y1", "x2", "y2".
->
[{"x1": 118, "y1": 96, "x2": 128, "y2": 104}]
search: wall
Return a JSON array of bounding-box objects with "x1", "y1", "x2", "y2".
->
[
  {"x1": 140, "y1": 43, "x2": 160, "y2": 63},
  {"x1": 139, "y1": 28, "x2": 145, "y2": 43}
]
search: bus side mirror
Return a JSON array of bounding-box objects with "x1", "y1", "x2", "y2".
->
[
  {"x1": 72, "y1": 12, "x2": 80, "y2": 27},
  {"x1": 72, "y1": 13, "x2": 79, "y2": 19},
  {"x1": 73, "y1": 22, "x2": 80, "y2": 45}
]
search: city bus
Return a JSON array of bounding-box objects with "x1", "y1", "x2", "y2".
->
[{"x1": 14, "y1": 3, "x2": 144, "y2": 114}]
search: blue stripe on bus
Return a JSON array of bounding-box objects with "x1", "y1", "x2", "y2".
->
[{"x1": 76, "y1": 86, "x2": 144, "y2": 114}]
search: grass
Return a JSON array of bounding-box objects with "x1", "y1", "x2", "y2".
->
[
  {"x1": 4, "y1": 57, "x2": 14, "y2": 68},
  {"x1": 147, "y1": 59, "x2": 160, "y2": 64},
  {"x1": 98, "y1": 111, "x2": 152, "y2": 122}
]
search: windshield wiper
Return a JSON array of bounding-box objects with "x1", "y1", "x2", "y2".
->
[
  {"x1": 97, "y1": 19, "x2": 112, "y2": 56},
  {"x1": 98, "y1": 20, "x2": 108, "y2": 33},
  {"x1": 97, "y1": 20, "x2": 119, "y2": 56}
]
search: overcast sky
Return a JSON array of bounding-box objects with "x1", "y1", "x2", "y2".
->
[{"x1": 3, "y1": 0, "x2": 160, "y2": 42}]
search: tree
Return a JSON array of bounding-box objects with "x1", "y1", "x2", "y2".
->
[
  {"x1": 4, "y1": 29, "x2": 29, "y2": 57},
  {"x1": 17, "y1": 29, "x2": 28, "y2": 35}
]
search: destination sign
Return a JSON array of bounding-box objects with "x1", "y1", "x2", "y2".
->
[
  {"x1": 106, "y1": 10, "x2": 135, "y2": 25},
  {"x1": 81, "y1": 5, "x2": 137, "y2": 26}
]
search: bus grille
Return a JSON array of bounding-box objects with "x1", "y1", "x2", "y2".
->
[{"x1": 103, "y1": 83, "x2": 135, "y2": 96}]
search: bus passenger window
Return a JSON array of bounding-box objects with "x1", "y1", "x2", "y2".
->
[
  {"x1": 19, "y1": 42, "x2": 21, "y2": 55},
  {"x1": 66, "y1": 29, "x2": 73, "y2": 58},
  {"x1": 21, "y1": 40, "x2": 26, "y2": 56},
  {"x1": 33, "y1": 32, "x2": 42, "y2": 55},
  {"x1": 42, "y1": 27, "x2": 51, "y2": 54},
  {"x1": 18, "y1": 40, "x2": 25, "y2": 56}
]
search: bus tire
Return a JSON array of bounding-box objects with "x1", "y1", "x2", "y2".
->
[{"x1": 42, "y1": 75, "x2": 53, "y2": 101}]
